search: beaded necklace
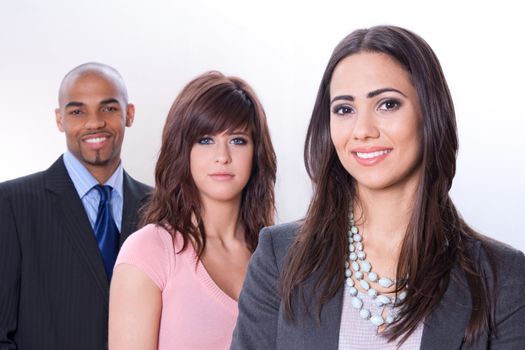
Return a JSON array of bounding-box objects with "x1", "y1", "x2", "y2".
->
[{"x1": 344, "y1": 210, "x2": 407, "y2": 327}]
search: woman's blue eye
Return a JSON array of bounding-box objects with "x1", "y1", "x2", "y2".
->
[
  {"x1": 197, "y1": 137, "x2": 214, "y2": 145},
  {"x1": 231, "y1": 137, "x2": 247, "y2": 145}
]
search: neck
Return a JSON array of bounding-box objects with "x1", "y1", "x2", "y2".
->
[
  {"x1": 86, "y1": 161, "x2": 120, "y2": 184},
  {"x1": 353, "y1": 179, "x2": 419, "y2": 259},
  {"x1": 200, "y1": 196, "x2": 244, "y2": 244}
]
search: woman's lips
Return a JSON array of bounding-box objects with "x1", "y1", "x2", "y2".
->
[
  {"x1": 351, "y1": 148, "x2": 392, "y2": 166},
  {"x1": 208, "y1": 173, "x2": 235, "y2": 181}
]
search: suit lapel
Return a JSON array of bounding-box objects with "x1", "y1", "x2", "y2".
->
[
  {"x1": 44, "y1": 157, "x2": 109, "y2": 302},
  {"x1": 420, "y1": 267, "x2": 472, "y2": 349},
  {"x1": 120, "y1": 171, "x2": 149, "y2": 245}
]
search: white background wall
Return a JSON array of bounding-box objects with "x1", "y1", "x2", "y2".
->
[{"x1": 1, "y1": 0, "x2": 523, "y2": 252}]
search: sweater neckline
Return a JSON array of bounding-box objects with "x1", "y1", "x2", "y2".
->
[{"x1": 175, "y1": 234, "x2": 238, "y2": 313}]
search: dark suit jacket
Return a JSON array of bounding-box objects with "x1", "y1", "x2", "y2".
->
[
  {"x1": 231, "y1": 222, "x2": 525, "y2": 349},
  {"x1": 0, "y1": 156, "x2": 151, "y2": 350}
]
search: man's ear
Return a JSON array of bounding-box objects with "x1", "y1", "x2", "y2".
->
[
  {"x1": 55, "y1": 108, "x2": 65, "y2": 132},
  {"x1": 125, "y1": 103, "x2": 135, "y2": 127}
]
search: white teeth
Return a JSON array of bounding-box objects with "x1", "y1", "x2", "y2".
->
[
  {"x1": 356, "y1": 149, "x2": 391, "y2": 159},
  {"x1": 85, "y1": 137, "x2": 106, "y2": 143}
]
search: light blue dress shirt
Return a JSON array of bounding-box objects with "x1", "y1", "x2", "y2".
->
[{"x1": 63, "y1": 151, "x2": 124, "y2": 232}]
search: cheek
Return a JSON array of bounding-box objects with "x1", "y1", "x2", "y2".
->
[
  {"x1": 241, "y1": 148, "x2": 254, "y2": 177},
  {"x1": 330, "y1": 119, "x2": 347, "y2": 152},
  {"x1": 189, "y1": 148, "x2": 203, "y2": 178},
  {"x1": 395, "y1": 118, "x2": 422, "y2": 151}
]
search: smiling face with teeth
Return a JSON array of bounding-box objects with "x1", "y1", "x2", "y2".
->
[
  {"x1": 55, "y1": 69, "x2": 134, "y2": 183},
  {"x1": 329, "y1": 52, "x2": 423, "y2": 193}
]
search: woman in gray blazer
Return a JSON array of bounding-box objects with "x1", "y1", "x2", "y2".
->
[{"x1": 231, "y1": 25, "x2": 525, "y2": 349}]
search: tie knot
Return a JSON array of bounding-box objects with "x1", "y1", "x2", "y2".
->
[{"x1": 94, "y1": 184, "x2": 113, "y2": 202}]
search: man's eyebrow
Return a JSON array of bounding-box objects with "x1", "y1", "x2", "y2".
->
[
  {"x1": 64, "y1": 101, "x2": 84, "y2": 108},
  {"x1": 100, "y1": 98, "x2": 120, "y2": 105}
]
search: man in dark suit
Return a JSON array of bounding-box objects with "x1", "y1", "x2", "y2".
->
[{"x1": 0, "y1": 62, "x2": 151, "y2": 349}]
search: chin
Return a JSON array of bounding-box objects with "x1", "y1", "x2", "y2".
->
[
  {"x1": 205, "y1": 191, "x2": 243, "y2": 204},
  {"x1": 353, "y1": 176, "x2": 397, "y2": 191},
  {"x1": 81, "y1": 155, "x2": 113, "y2": 167}
]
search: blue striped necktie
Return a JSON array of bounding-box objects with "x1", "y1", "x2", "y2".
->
[{"x1": 93, "y1": 185, "x2": 120, "y2": 281}]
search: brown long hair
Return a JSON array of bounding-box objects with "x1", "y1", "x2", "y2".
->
[
  {"x1": 280, "y1": 25, "x2": 495, "y2": 345},
  {"x1": 141, "y1": 71, "x2": 276, "y2": 255}
]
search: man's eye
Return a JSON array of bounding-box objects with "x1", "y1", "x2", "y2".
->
[
  {"x1": 69, "y1": 109, "x2": 82, "y2": 116},
  {"x1": 102, "y1": 106, "x2": 118, "y2": 112}
]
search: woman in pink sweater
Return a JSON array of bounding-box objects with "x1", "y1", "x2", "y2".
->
[{"x1": 108, "y1": 71, "x2": 276, "y2": 350}]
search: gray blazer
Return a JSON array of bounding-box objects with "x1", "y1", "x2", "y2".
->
[{"x1": 231, "y1": 222, "x2": 525, "y2": 349}]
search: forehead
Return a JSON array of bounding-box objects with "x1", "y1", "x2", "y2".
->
[
  {"x1": 59, "y1": 72, "x2": 124, "y2": 107},
  {"x1": 330, "y1": 52, "x2": 414, "y2": 97}
]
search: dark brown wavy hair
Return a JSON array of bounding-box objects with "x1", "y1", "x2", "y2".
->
[
  {"x1": 280, "y1": 25, "x2": 495, "y2": 345},
  {"x1": 141, "y1": 71, "x2": 276, "y2": 256}
]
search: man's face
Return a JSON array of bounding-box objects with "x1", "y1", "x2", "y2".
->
[{"x1": 55, "y1": 72, "x2": 134, "y2": 177}]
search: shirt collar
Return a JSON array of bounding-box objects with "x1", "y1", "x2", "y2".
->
[{"x1": 63, "y1": 151, "x2": 124, "y2": 200}]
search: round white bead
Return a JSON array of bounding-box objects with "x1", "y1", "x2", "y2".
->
[
  {"x1": 359, "y1": 309, "x2": 371, "y2": 319},
  {"x1": 379, "y1": 277, "x2": 394, "y2": 288},
  {"x1": 359, "y1": 280, "x2": 370, "y2": 290},
  {"x1": 349, "y1": 287, "x2": 358, "y2": 296},
  {"x1": 349, "y1": 244, "x2": 355, "y2": 252},
  {"x1": 353, "y1": 233, "x2": 362, "y2": 242},
  {"x1": 351, "y1": 261, "x2": 360, "y2": 271},
  {"x1": 370, "y1": 315, "x2": 385, "y2": 327},
  {"x1": 344, "y1": 269, "x2": 351, "y2": 278},
  {"x1": 355, "y1": 271, "x2": 363, "y2": 280},
  {"x1": 357, "y1": 242, "x2": 363, "y2": 251},
  {"x1": 351, "y1": 226, "x2": 358, "y2": 234},
  {"x1": 386, "y1": 315, "x2": 395, "y2": 324},
  {"x1": 361, "y1": 261, "x2": 371, "y2": 272},
  {"x1": 368, "y1": 272, "x2": 378, "y2": 282},
  {"x1": 350, "y1": 253, "x2": 357, "y2": 261},
  {"x1": 345, "y1": 277, "x2": 354, "y2": 287},
  {"x1": 351, "y1": 297, "x2": 363, "y2": 309},
  {"x1": 367, "y1": 288, "x2": 378, "y2": 299},
  {"x1": 357, "y1": 251, "x2": 366, "y2": 260},
  {"x1": 376, "y1": 295, "x2": 391, "y2": 306},
  {"x1": 399, "y1": 291, "x2": 407, "y2": 300}
]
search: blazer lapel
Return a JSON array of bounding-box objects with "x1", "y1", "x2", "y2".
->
[
  {"x1": 44, "y1": 157, "x2": 109, "y2": 301},
  {"x1": 120, "y1": 171, "x2": 149, "y2": 244},
  {"x1": 299, "y1": 277, "x2": 344, "y2": 349},
  {"x1": 420, "y1": 267, "x2": 472, "y2": 349},
  {"x1": 298, "y1": 267, "x2": 475, "y2": 350}
]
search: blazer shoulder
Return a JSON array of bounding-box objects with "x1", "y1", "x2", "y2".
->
[
  {"x1": 258, "y1": 221, "x2": 301, "y2": 266},
  {"x1": 123, "y1": 171, "x2": 152, "y2": 198},
  {"x1": 470, "y1": 234, "x2": 524, "y2": 271},
  {"x1": 0, "y1": 170, "x2": 46, "y2": 196}
]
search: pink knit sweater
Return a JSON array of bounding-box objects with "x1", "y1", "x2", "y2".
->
[{"x1": 115, "y1": 224, "x2": 239, "y2": 350}]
